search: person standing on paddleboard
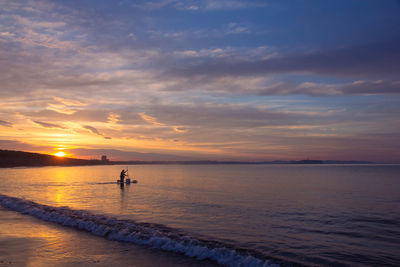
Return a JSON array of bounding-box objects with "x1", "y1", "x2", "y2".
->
[{"x1": 120, "y1": 169, "x2": 126, "y2": 183}]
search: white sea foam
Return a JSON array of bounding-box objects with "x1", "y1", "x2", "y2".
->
[{"x1": 0, "y1": 194, "x2": 279, "y2": 267}]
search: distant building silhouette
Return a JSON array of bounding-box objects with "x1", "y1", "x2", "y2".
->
[{"x1": 101, "y1": 155, "x2": 109, "y2": 162}]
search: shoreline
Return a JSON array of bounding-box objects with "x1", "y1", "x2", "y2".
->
[
  {"x1": 0, "y1": 206, "x2": 220, "y2": 267},
  {"x1": 0, "y1": 149, "x2": 380, "y2": 168}
]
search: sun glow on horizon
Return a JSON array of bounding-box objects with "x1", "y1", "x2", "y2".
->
[{"x1": 54, "y1": 151, "x2": 66, "y2": 157}]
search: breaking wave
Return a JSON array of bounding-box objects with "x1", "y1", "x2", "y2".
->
[{"x1": 0, "y1": 194, "x2": 279, "y2": 267}]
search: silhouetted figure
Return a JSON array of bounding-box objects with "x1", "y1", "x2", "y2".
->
[{"x1": 120, "y1": 169, "x2": 126, "y2": 183}]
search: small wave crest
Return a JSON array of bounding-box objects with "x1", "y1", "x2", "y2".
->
[{"x1": 0, "y1": 194, "x2": 278, "y2": 267}]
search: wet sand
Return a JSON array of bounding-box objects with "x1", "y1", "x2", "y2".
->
[{"x1": 0, "y1": 207, "x2": 219, "y2": 267}]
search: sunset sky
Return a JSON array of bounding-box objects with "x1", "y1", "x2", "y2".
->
[{"x1": 0, "y1": 0, "x2": 399, "y2": 162}]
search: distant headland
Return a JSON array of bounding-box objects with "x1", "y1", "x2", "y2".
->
[{"x1": 0, "y1": 149, "x2": 376, "y2": 168}]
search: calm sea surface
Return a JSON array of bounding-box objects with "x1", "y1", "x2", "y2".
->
[{"x1": 0, "y1": 164, "x2": 399, "y2": 266}]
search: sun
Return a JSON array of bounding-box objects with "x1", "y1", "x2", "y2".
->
[{"x1": 54, "y1": 151, "x2": 66, "y2": 157}]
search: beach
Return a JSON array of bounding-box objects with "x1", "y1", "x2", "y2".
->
[{"x1": 0, "y1": 206, "x2": 219, "y2": 267}]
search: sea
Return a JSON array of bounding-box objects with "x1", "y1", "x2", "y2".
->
[{"x1": 0, "y1": 164, "x2": 399, "y2": 266}]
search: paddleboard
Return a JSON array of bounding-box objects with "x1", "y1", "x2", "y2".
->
[{"x1": 116, "y1": 180, "x2": 138, "y2": 184}]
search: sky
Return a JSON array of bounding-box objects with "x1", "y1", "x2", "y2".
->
[{"x1": 0, "y1": 0, "x2": 399, "y2": 162}]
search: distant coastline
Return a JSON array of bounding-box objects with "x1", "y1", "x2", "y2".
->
[{"x1": 0, "y1": 149, "x2": 378, "y2": 168}]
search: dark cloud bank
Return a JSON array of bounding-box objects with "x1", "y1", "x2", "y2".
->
[{"x1": 169, "y1": 39, "x2": 400, "y2": 79}]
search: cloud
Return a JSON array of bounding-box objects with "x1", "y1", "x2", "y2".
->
[
  {"x1": 139, "y1": 112, "x2": 164, "y2": 126},
  {"x1": 338, "y1": 80, "x2": 400, "y2": 95},
  {"x1": 2, "y1": 1, "x2": 396, "y2": 99},
  {"x1": 53, "y1": 97, "x2": 88, "y2": 107},
  {"x1": 81, "y1": 125, "x2": 111, "y2": 139},
  {"x1": 107, "y1": 112, "x2": 121, "y2": 124},
  {"x1": 3, "y1": 13, "x2": 78, "y2": 50},
  {"x1": 13, "y1": 15, "x2": 66, "y2": 29},
  {"x1": 135, "y1": 0, "x2": 265, "y2": 11},
  {"x1": 0, "y1": 120, "x2": 12, "y2": 127},
  {"x1": 173, "y1": 47, "x2": 232, "y2": 58},
  {"x1": 201, "y1": 0, "x2": 261, "y2": 10},
  {"x1": 24, "y1": 109, "x2": 116, "y2": 123},
  {"x1": 142, "y1": 103, "x2": 322, "y2": 129},
  {"x1": 0, "y1": 31, "x2": 15, "y2": 38},
  {"x1": 68, "y1": 147, "x2": 194, "y2": 161},
  {"x1": 0, "y1": 139, "x2": 53, "y2": 152},
  {"x1": 33, "y1": 120, "x2": 65, "y2": 129},
  {"x1": 226, "y1": 23, "x2": 249, "y2": 34},
  {"x1": 257, "y1": 80, "x2": 400, "y2": 96},
  {"x1": 174, "y1": 127, "x2": 187, "y2": 133},
  {"x1": 168, "y1": 38, "x2": 400, "y2": 79},
  {"x1": 83, "y1": 125, "x2": 102, "y2": 136}
]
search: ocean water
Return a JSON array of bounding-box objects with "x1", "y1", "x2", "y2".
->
[{"x1": 0, "y1": 164, "x2": 399, "y2": 266}]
